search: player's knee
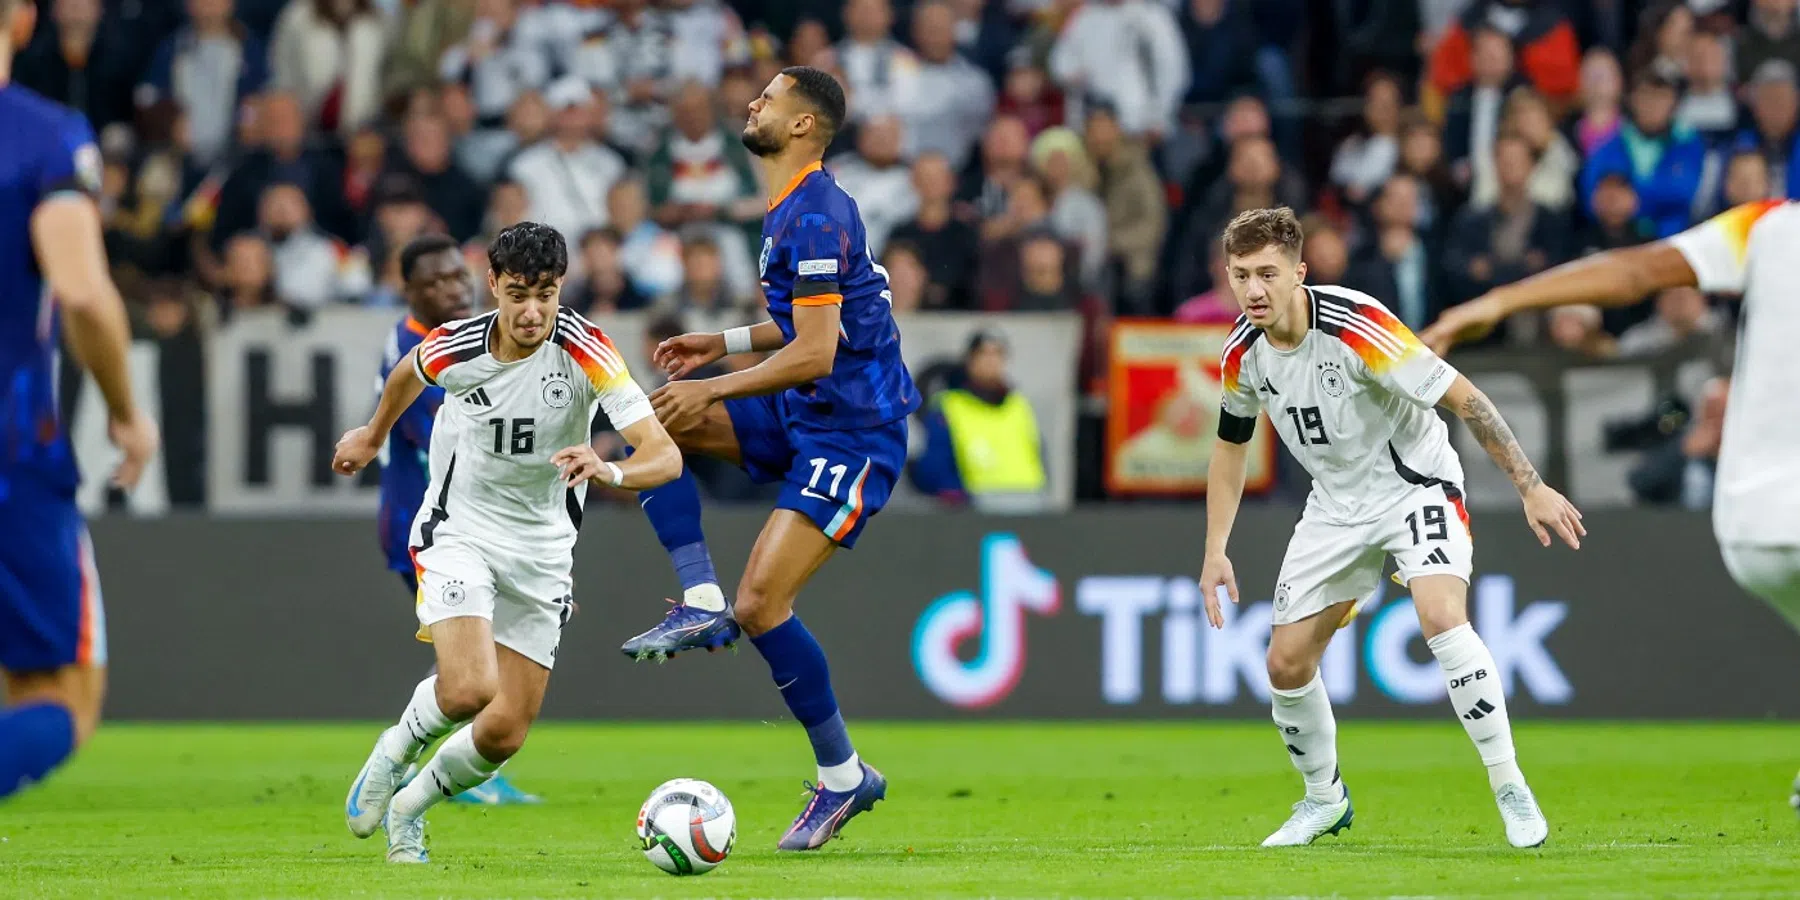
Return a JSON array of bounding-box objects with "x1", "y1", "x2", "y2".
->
[
  {"x1": 435, "y1": 677, "x2": 497, "y2": 721},
  {"x1": 472, "y1": 713, "x2": 530, "y2": 762},
  {"x1": 6, "y1": 666, "x2": 104, "y2": 747},
  {"x1": 732, "y1": 580, "x2": 792, "y2": 637},
  {"x1": 1265, "y1": 648, "x2": 1316, "y2": 692},
  {"x1": 1412, "y1": 599, "x2": 1469, "y2": 640}
]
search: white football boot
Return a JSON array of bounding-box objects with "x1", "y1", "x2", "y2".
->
[
  {"x1": 1262, "y1": 785, "x2": 1354, "y2": 847},
  {"x1": 384, "y1": 805, "x2": 429, "y2": 864},
  {"x1": 345, "y1": 727, "x2": 410, "y2": 838},
  {"x1": 1494, "y1": 782, "x2": 1549, "y2": 848}
]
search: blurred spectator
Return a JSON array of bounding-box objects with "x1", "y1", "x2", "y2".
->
[
  {"x1": 1573, "y1": 47, "x2": 1625, "y2": 155},
  {"x1": 437, "y1": 82, "x2": 503, "y2": 184},
  {"x1": 1547, "y1": 304, "x2": 1617, "y2": 358},
  {"x1": 998, "y1": 55, "x2": 1063, "y2": 137},
  {"x1": 1676, "y1": 376, "x2": 1729, "y2": 509},
  {"x1": 1301, "y1": 214, "x2": 1351, "y2": 284},
  {"x1": 1472, "y1": 88, "x2": 1578, "y2": 211},
  {"x1": 835, "y1": 0, "x2": 916, "y2": 124},
  {"x1": 663, "y1": 0, "x2": 751, "y2": 88},
  {"x1": 1579, "y1": 69, "x2": 1705, "y2": 239},
  {"x1": 15, "y1": 0, "x2": 139, "y2": 131},
  {"x1": 571, "y1": 0, "x2": 677, "y2": 159},
  {"x1": 786, "y1": 19, "x2": 832, "y2": 68},
  {"x1": 902, "y1": 0, "x2": 996, "y2": 167},
  {"x1": 1171, "y1": 135, "x2": 1305, "y2": 301},
  {"x1": 270, "y1": 0, "x2": 386, "y2": 137},
  {"x1": 565, "y1": 227, "x2": 649, "y2": 314},
  {"x1": 661, "y1": 232, "x2": 753, "y2": 333},
  {"x1": 341, "y1": 126, "x2": 387, "y2": 219},
  {"x1": 1737, "y1": 0, "x2": 1800, "y2": 87},
  {"x1": 438, "y1": 0, "x2": 551, "y2": 126},
  {"x1": 1345, "y1": 174, "x2": 1437, "y2": 329},
  {"x1": 1444, "y1": 133, "x2": 1570, "y2": 306},
  {"x1": 1331, "y1": 71, "x2": 1405, "y2": 207},
  {"x1": 645, "y1": 80, "x2": 759, "y2": 235},
  {"x1": 1013, "y1": 230, "x2": 1086, "y2": 311},
  {"x1": 1171, "y1": 242, "x2": 1236, "y2": 324},
  {"x1": 911, "y1": 330, "x2": 1048, "y2": 508},
  {"x1": 137, "y1": 0, "x2": 270, "y2": 169},
  {"x1": 1050, "y1": 0, "x2": 1188, "y2": 141},
  {"x1": 356, "y1": 178, "x2": 437, "y2": 306},
  {"x1": 890, "y1": 152, "x2": 979, "y2": 309},
  {"x1": 881, "y1": 240, "x2": 928, "y2": 313},
  {"x1": 1579, "y1": 171, "x2": 1654, "y2": 336},
  {"x1": 1723, "y1": 149, "x2": 1776, "y2": 208},
  {"x1": 1084, "y1": 104, "x2": 1165, "y2": 300},
  {"x1": 950, "y1": 0, "x2": 1019, "y2": 82},
  {"x1": 1181, "y1": 0, "x2": 1259, "y2": 106},
  {"x1": 1617, "y1": 286, "x2": 1723, "y2": 357},
  {"x1": 398, "y1": 114, "x2": 485, "y2": 241},
  {"x1": 1342, "y1": 0, "x2": 1425, "y2": 86},
  {"x1": 509, "y1": 78, "x2": 628, "y2": 249},
  {"x1": 384, "y1": 0, "x2": 477, "y2": 103},
  {"x1": 1676, "y1": 29, "x2": 1737, "y2": 137},
  {"x1": 477, "y1": 89, "x2": 550, "y2": 182},
  {"x1": 211, "y1": 92, "x2": 354, "y2": 251},
  {"x1": 1396, "y1": 114, "x2": 1459, "y2": 237},
  {"x1": 1428, "y1": 0, "x2": 1580, "y2": 105},
  {"x1": 259, "y1": 183, "x2": 357, "y2": 310},
  {"x1": 1729, "y1": 60, "x2": 1800, "y2": 197},
  {"x1": 474, "y1": 177, "x2": 530, "y2": 248},
  {"x1": 958, "y1": 115, "x2": 1031, "y2": 220},
  {"x1": 1444, "y1": 27, "x2": 1526, "y2": 188},
  {"x1": 1031, "y1": 127, "x2": 1107, "y2": 286},
  {"x1": 218, "y1": 233, "x2": 277, "y2": 316},
  {"x1": 976, "y1": 179, "x2": 1068, "y2": 309},
  {"x1": 608, "y1": 178, "x2": 685, "y2": 301},
  {"x1": 1626, "y1": 0, "x2": 1694, "y2": 83},
  {"x1": 833, "y1": 115, "x2": 918, "y2": 258}
]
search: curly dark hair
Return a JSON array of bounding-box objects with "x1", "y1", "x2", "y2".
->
[
  {"x1": 781, "y1": 66, "x2": 847, "y2": 144},
  {"x1": 399, "y1": 233, "x2": 460, "y2": 283},
  {"x1": 487, "y1": 222, "x2": 568, "y2": 287}
]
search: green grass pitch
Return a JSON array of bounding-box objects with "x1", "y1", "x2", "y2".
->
[{"x1": 4, "y1": 722, "x2": 1798, "y2": 898}]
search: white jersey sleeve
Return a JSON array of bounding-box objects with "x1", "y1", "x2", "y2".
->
[
  {"x1": 413, "y1": 312, "x2": 495, "y2": 392},
  {"x1": 553, "y1": 309, "x2": 653, "y2": 430},
  {"x1": 1217, "y1": 318, "x2": 1263, "y2": 443},
  {"x1": 1668, "y1": 200, "x2": 1785, "y2": 294},
  {"x1": 1311, "y1": 287, "x2": 1457, "y2": 409}
]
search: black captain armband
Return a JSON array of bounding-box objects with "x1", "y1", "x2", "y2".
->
[{"x1": 1218, "y1": 410, "x2": 1256, "y2": 444}]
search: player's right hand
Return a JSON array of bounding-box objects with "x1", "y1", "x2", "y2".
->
[
  {"x1": 1199, "y1": 553, "x2": 1240, "y2": 630},
  {"x1": 107, "y1": 407, "x2": 160, "y2": 490},
  {"x1": 653, "y1": 332, "x2": 727, "y2": 380},
  {"x1": 1419, "y1": 295, "x2": 1505, "y2": 356},
  {"x1": 333, "y1": 426, "x2": 382, "y2": 476}
]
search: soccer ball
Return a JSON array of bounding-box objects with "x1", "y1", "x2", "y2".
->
[{"x1": 637, "y1": 778, "x2": 735, "y2": 876}]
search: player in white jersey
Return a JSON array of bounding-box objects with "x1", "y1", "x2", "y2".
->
[
  {"x1": 329, "y1": 223, "x2": 684, "y2": 863},
  {"x1": 1421, "y1": 198, "x2": 1800, "y2": 813},
  {"x1": 1201, "y1": 209, "x2": 1585, "y2": 849}
]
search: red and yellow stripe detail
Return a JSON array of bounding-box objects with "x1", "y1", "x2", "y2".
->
[
  {"x1": 557, "y1": 314, "x2": 630, "y2": 391},
  {"x1": 1328, "y1": 300, "x2": 1426, "y2": 375},
  {"x1": 1711, "y1": 199, "x2": 1784, "y2": 264}
]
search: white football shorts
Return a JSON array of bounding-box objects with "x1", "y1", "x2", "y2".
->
[
  {"x1": 1718, "y1": 542, "x2": 1800, "y2": 631},
  {"x1": 412, "y1": 534, "x2": 574, "y2": 669},
  {"x1": 1271, "y1": 483, "x2": 1474, "y2": 627}
]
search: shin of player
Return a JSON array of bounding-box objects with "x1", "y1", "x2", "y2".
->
[
  {"x1": 1200, "y1": 208, "x2": 1583, "y2": 850},
  {"x1": 1, "y1": 0, "x2": 159, "y2": 801},
  {"x1": 335, "y1": 223, "x2": 681, "y2": 861}
]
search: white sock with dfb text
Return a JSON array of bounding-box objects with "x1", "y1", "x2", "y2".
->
[
  {"x1": 1270, "y1": 672, "x2": 1344, "y2": 803},
  {"x1": 1428, "y1": 623, "x2": 1525, "y2": 791},
  {"x1": 390, "y1": 726, "x2": 503, "y2": 819},
  {"x1": 379, "y1": 676, "x2": 459, "y2": 764}
]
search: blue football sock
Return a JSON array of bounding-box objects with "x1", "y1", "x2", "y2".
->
[
  {"x1": 751, "y1": 616, "x2": 856, "y2": 769},
  {"x1": 629, "y1": 449, "x2": 719, "y2": 596},
  {"x1": 0, "y1": 702, "x2": 76, "y2": 799}
]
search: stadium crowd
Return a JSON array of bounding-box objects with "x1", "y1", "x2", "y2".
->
[{"x1": 13, "y1": 0, "x2": 1784, "y2": 504}]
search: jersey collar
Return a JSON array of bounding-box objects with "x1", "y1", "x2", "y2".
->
[{"x1": 768, "y1": 161, "x2": 824, "y2": 211}]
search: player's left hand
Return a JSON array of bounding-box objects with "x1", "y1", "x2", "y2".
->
[
  {"x1": 1521, "y1": 482, "x2": 1585, "y2": 549},
  {"x1": 551, "y1": 444, "x2": 607, "y2": 487},
  {"x1": 332, "y1": 426, "x2": 382, "y2": 476},
  {"x1": 650, "y1": 379, "x2": 716, "y2": 431}
]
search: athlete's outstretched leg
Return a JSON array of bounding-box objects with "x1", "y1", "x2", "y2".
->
[
  {"x1": 1260, "y1": 603, "x2": 1353, "y2": 848},
  {"x1": 622, "y1": 402, "x2": 746, "y2": 660},
  {"x1": 736, "y1": 510, "x2": 886, "y2": 851},
  {"x1": 1, "y1": 665, "x2": 103, "y2": 799}
]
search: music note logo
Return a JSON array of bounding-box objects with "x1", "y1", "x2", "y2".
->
[{"x1": 911, "y1": 534, "x2": 1060, "y2": 709}]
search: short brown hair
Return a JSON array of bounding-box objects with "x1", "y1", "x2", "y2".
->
[{"x1": 1222, "y1": 207, "x2": 1304, "y2": 261}]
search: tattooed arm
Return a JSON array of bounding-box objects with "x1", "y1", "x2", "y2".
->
[{"x1": 1438, "y1": 375, "x2": 1585, "y2": 548}]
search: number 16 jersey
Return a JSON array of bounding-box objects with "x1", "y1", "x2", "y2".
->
[
  {"x1": 409, "y1": 307, "x2": 653, "y2": 556},
  {"x1": 1217, "y1": 285, "x2": 1466, "y2": 525}
]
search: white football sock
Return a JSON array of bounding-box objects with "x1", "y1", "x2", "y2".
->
[
  {"x1": 1271, "y1": 673, "x2": 1344, "y2": 803},
  {"x1": 379, "y1": 676, "x2": 459, "y2": 763},
  {"x1": 1428, "y1": 623, "x2": 1525, "y2": 791},
  {"x1": 818, "y1": 752, "x2": 862, "y2": 792},
  {"x1": 685, "y1": 582, "x2": 727, "y2": 613},
  {"x1": 390, "y1": 726, "x2": 502, "y2": 818}
]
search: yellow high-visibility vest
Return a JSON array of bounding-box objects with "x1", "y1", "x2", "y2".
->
[{"x1": 937, "y1": 389, "x2": 1047, "y2": 494}]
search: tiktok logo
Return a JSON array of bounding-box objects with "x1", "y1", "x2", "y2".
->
[{"x1": 911, "y1": 534, "x2": 1060, "y2": 708}]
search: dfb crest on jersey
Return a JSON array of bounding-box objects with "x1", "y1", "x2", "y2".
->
[
  {"x1": 1274, "y1": 582, "x2": 1292, "y2": 613},
  {"x1": 1317, "y1": 361, "x2": 1347, "y2": 398},
  {"x1": 542, "y1": 372, "x2": 574, "y2": 408},
  {"x1": 443, "y1": 581, "x2": 466, "y2": 607},
  {"x1": 758, "y1": 236, "x2": 773, "y2": 277}
]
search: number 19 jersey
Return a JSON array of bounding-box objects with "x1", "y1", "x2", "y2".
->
[{"x1": 1217, "y1": 285, "x2": 1465, "y2": 524}]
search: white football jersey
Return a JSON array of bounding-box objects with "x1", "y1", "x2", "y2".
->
[
  {"x1": 1669, "y1": 200, "x2": 1800, "y2": 544},
  {"x1": 408, "y1": 307, "x2": 653, "y2": 555},
  {"x1": 1219, "y1": 285, "x2": 1465, "y2": 524}
]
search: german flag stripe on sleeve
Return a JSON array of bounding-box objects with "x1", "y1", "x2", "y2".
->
[
  {"x1": 414, "y1": 313, "x2": 492, "y2": 385},
  {"x1": 1313, "y1": 292, "x2": 1425, "y2": 375},
  {"x1": 553, "y1": 309, "x2": 629, "y2": 390},
  {"x1": 1220, "y1": 317, "x2": 1261, "y2": 395}
]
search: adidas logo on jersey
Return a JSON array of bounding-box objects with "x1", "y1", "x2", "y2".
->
[
  {"x1": 1421, "y1": 548, "x2": 1452, "y2": 566},
  {"x1": 462, "y1": 388, "x2": 494, "y2": 408},
  {"x1": 1257, "y1": 378, "x2": 1279, "y2": 395}
]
